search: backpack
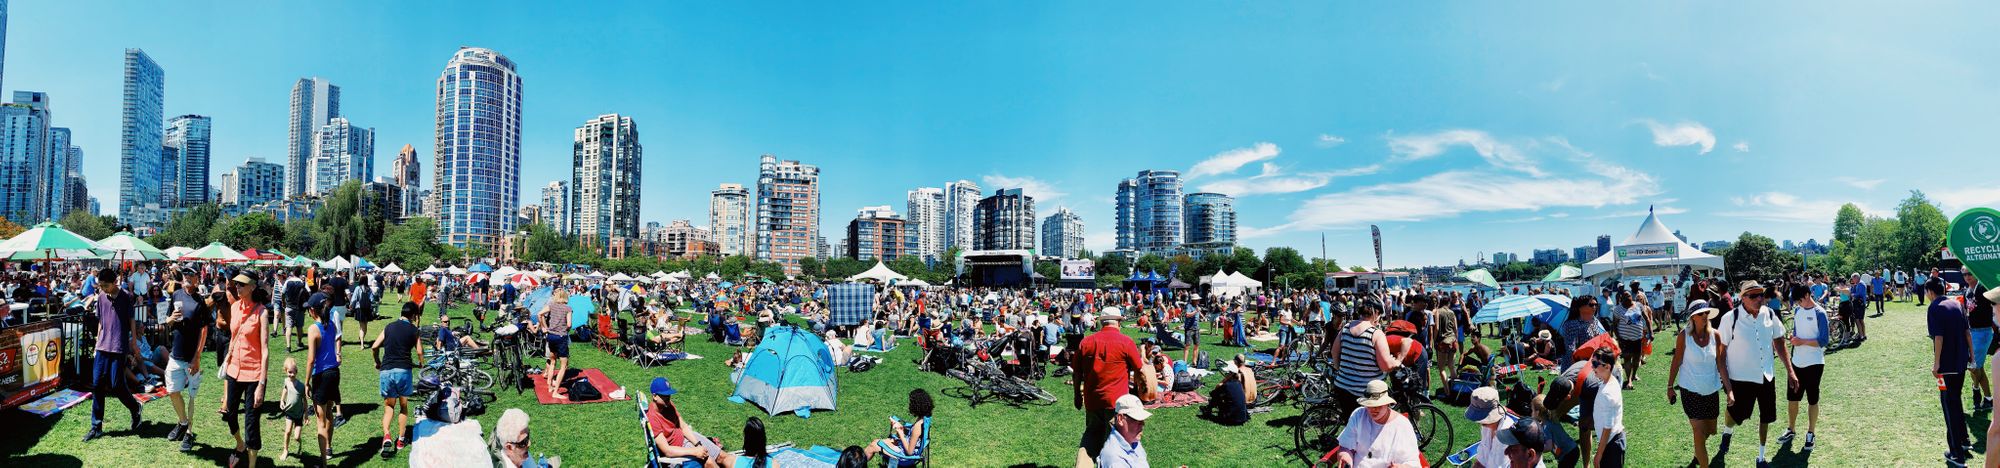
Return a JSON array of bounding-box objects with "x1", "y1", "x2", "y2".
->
[
  {"x1": 567, "y1": 378, "x2": 602, "y2": 401},
  {"x1": 425, "y1": 385, "x2": 465, "y2": 423}
]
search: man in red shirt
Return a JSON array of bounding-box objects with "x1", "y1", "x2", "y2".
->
[
  {"x1": 1071, "y1": 306, "x2": 1151, "y2": 467},
  {"x1": 647, "y1": 377, "x2": 720, "y2": 467}
]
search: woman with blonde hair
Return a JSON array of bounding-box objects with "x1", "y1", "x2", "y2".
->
[{"x1": 537, "y1": 288, "x2": 575, "y2": 398}]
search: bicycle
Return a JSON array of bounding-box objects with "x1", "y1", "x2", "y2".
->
[
  {"x1": 418, "y1": 348, "x2": 495, "y2": 393},
  {"x1": 1294, "y1": 368, "x2": 1453, "y2": 467},
  {"x1": 942, "y1": 345, "x2": 1056, "y2": 406}
]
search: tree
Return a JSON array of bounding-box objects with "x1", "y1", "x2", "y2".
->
[
  {"x1": 1034, "y1": 259, "x2": 1061, "y2": 284},
  {"x1": 1833, "y1": 203, "x2": 1866, "y2": 247},
  {"x1": 1096, "y1": 252, "x2": 1132, "y2": 278},
  {"x1": 1893, "y1": 190, "x2": 1950, "y2": 269},
  {"x1": 1263, "y1": 247, "x2": 1311, "y2": 279},
  {"x1": 1227, "y1": 247, "x2": 1262, "y2": 275},
  {"x1": 1134, "y1": 254, "x2": 1168, "y2": 276},
  {"x1": 59, "y1": 210, "x2": 115, "y2": 240},
  {"x1": 314, "y1": 180, "x2": 385, "y2": 257},
  {"x1": 521, "y1": 223, "x2": 574, "y2": 264},
  {"x1": 150, "y1": 204, "x2": 222, "y2": 248},
  {"x1": 1723, "y1": 232, "x2": 1798, "y2": 283},
  {"x1": 208, "y1": 213, "x2": 284, "y2": 251},
  {"x1": 375, "y1": 217, "x2": 442, "y2": 268},
  {"x1": 0, "y1": 217, "x2": 23, "y2": 239},
  {"x1": 283, "y1": 218, "x2": 321, "y2": 256},
  {"x1": 797, "y1": 256, "x2": 823, "y2": 279},
  {"x1": 1349, "y1": 265, "x2": 1369, "y2": 272}
]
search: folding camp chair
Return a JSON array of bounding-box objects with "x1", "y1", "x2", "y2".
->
[
  {"x1": 724, "y1": 322, "x2": 746, "y2": 347},
  {"x1": 880, "y1": 416, "x2": 931, "y2": 467}
]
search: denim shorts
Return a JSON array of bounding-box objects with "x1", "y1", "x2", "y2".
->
[
  {"x1": 380, "y1": 368, "x2": 414, "y2": 399},
  {"x1": 1972, "y1": 328, "x2": 1994, "y2": 370}
]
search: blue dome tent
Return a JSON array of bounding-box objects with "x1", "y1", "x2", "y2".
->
[{"x1": 729, "y1": 326, "x2": 839, "y2": 418}]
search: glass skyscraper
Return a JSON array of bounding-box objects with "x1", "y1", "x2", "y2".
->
[
  {"x1": 288, "y1": 77, "x2": 339, "y2": 197},
  {"x1": 120, "y1": 48, "x2": 165, "y2": 229},
  {"x1": 1115, "y1": 170, "x2": 1183, "y2": 255},
  {"x1": 906, "y1": 187, "x2": 945, "y2": 261},
  {"x1": 540, "y1": 180, "x2": 569, "y2": 234},
  {"x1": 0, "y1": 91, "x2": 47, "y2": 221},
  {"x1": 1182, "y1": 192, "x2": 1236, "y2": 259},
  {"x1": 571, "y1": 114, "x2": 641, "y2": 246},
  {"x1": 309, "y1": 117, "x2": 372, "y2": 194},
  {"x1": 46, "y1": 126, "x2": 69, "y2": 217},
  {"x1": 973, "y1": 188, "x2": 1035, "y2": 251},
  {"x1": 432, "y1": 47, "x2": 522, "y2": 247},
  {"x1": 944, "y1": 180, "x2": 981, "y2": 251},
  {"x1": 163, "y1": 114, "x2": 212, "y2": 207}
]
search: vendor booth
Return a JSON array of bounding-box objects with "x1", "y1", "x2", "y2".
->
[{"x1": 1580, "y1": 208, "x2": 1724, "y2": 283}]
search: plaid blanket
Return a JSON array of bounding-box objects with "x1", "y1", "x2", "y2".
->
[{"x1": 828, "y1": 284, "x2": 876, "y2": 327}]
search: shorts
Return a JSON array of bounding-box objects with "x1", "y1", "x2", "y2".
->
[
  {"x1": 330, "y1": 306, "x2": 348, "y2": 334},
  {"x1": 1079, "y1": 408, "x2": 1114, "y2": 457},
  {"x1": 547, "y1": 334, "x2": 571, "y2": 358},
  {"x1": 379, "y1": 368, "x2": 414, "y2": 399},
  {"x1": 310, "y1": 368, "x2": 341, "y2": 406},
  {"x1": 165, "y1": 358, "x2": 202, "y2": 398},
  {"x1": 1726, "y1": 378, "x2": 1777, "y2": 425},
  {"x1": 1617, "y1": 338, "x2": 1644, "y2": 359},
  {"x1": 1972, "y1": 328, "x2": 1995, "y2": 370},
  {"x1": 1679, "y1": 388, "x2": 1720, "y2": 420},
  {"x1": 1788, "y1": 364, "x2": 1824, "y2": 404},
  {"x1": 288, "y1": 306, "x2": 306, "y2": 329}
]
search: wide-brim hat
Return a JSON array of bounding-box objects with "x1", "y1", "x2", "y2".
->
[
  {"x1": 1357, "y1": 379, "x2": 1396, "y2": 408},
  {"x1": 1097, "y1": 306, "x2": 1125, "y2": 322},
  {"x1": 1689, "y1": 307, "x2": 1721, "y2": 320},
  {"x1": 1737, "y1": 280, "x2": 1766, "y2": 296},
  {"x1": 1463, "y1": 386, "x2": 1504, "y2": 424}
]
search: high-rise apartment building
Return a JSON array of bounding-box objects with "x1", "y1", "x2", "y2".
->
[
  {"x1": 0, "y1": 92, "x2": 47, "y2": 220},
  {"x1": 973, "y1": 188, "x2": 1035, "y2": 251},
  {"x1": 540, "y1": 180, "x2": 569, "y2": 234},
  {"x1": 432, "y1": 47, "x2": 522, "y2": 247},
  {"x1": 660, "y1": 219, "x2": 717, "y2": 259},
  {"x1": 308, "y1": 117, "x2": 372, "y2": 194},
  {"x1": 163, "y1": 114, "x2": 212, "y2": 207},
  {"x1": 944, "y1": 180, "x2": 981, "y2": 251},
  {"x1": 847, "y1": 205, "x2": 916, "y2": 262},
  {"x1": 709, "y1": 183, "x2": 750, "y2": 256},
  {"x1": 45, "y1": 126, "x2": 70, "y2": 217},
  {"x1": 62, "y1": 144, "x2": 85, "y2": 215},
  {"x1": 219, "y1": 157, "x2": 283, "y2": 208},
  {"x1": 571, "y1": 114, "x2": 641, "y2": 246},
  {"x1": 906, "y1": 187, "x2": 945, "y2": 261},
  {"x1": 1114, "y1": 170, "x2": 1183, "y2": 255},
  {"x1": 1041, "y1": 207, "x2": 1084, "y2": 259},
  {"x1": 391, "y1": 144, "x2": 422, "y2": 219},
  {"x1": 120, "y1": 49, "x2": 166, "y2": 229},
  {"x1": 287, "y1": 77, "x2": 339, "y2": 197},
  {"x1": 1183, "y1": 192, "x2": 1236, "y2": 245},
  {"x1": 1595, "y1": 235, "x2": 1613, "y2": 258},
  {"x1": 754, "y1": 154, "x2": 819, "y2": 273}
]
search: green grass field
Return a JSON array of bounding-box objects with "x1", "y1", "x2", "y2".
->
[{"x1": 0, "y1": 296, "x2": 1975, "y2": 467}]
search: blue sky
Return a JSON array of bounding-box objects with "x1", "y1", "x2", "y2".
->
[{"x1": 11, "y1": 1, "x2": 2000, "y2": 267}]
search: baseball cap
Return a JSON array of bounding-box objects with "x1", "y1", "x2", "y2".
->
[
  {"x1": 1496, "y1": 419, "x2": 1546, "y2": 448},
  {"x1": 1113, "y1": 394, "x2": 1152, "y2": 421},
  {"x1": 650, "y1": 377, "x2": 678, "y2": 396}
]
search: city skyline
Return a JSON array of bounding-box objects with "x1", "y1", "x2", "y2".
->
[{"x1": 11, "y1": 2, "x2": 2000, "y2": 266}]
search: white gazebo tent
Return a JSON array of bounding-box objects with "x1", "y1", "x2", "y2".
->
[
  {"x1": 1580, "y1": 208, "x2": 1725, "y2": 282},
  {"x1": 848, "y1": 261, "x2": 909, "y2": 283}
]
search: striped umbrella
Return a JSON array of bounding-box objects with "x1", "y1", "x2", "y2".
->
[
  {"x1": 1472, "y1": 294, "x2": 1554, "y2": 324},
  {"x1": 95, "y1": 232, "x2": 170, "y2": 261}
]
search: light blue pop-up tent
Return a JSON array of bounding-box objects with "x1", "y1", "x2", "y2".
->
[{"x1": 729, "y1": 326, "x2": 838, "y2": 418}]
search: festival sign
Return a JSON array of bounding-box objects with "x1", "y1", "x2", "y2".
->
[
  {"x1": 1060, "y1": 259, "x2": 1096, "y2": 280},
  {"x1": 1615, "y1": 243, "x2": 1678, "y2": 261},
  {"x1": 1949, "y1": 207, "x2": 2000, "y2": 288}
]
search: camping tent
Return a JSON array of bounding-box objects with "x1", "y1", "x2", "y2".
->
[
  {"x1": 729, "y1": 326, "x2": 838, "y2": 418},
  {"x1": 1579, "y1": 208, "x2": 1725, "y2": 282},
  {"x1": 848, "y1": 261, "x2": 909, "y2": 283}
]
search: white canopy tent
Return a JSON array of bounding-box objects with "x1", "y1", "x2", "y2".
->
[
  {"x1": 1204, "y1": 270, "x2": 1263, "y2": 297},
  {"x1": 849, "y1": 261, "x2": 910, "y2": 283},
  {"x1": 1580, "y1": 209, "x2": 1725, "y2": 282}
]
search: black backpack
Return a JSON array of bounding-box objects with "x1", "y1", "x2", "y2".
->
[{"x1": 567, "y1": 378, "x2": 602, "y2": 401}]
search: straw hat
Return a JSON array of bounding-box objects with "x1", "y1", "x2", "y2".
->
[{"x1": 1357, "y1": 380, "x2": 1396, "y2": 408}]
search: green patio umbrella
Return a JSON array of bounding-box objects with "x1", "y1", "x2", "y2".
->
[
  {"x1": 1456, "y1": 268, "x2": 1500, "y2": 289},
  {"x1": 1540, "y1": 265, "x2": 1582, "y2": 282},
  {"x1": 96, "y1": 232, "x2": 170, "y2": 261},
  {"x1": 180, "y1": 242, "x2": 250, "y2": 262},
  {"x1": 0, "y1": 222, "x2": 106, "y2": 261}
]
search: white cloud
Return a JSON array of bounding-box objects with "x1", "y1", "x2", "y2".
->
[
  {"x1": 1934, "y1": 187, "x2": 2000, "y2": 212},
  {"x1": 1259, "y1": 166, "x2": 1658, "y2": 233},
  {"x1": 1084, "y1": 230, "x2": 1117, "y2": 252},
  {"x1": 1640, "y1": 120, "x2": 1716, "y2": 154},
  {"x1": 1186, "y1": 142, "x2": 1280, "y2": 179},
  {"x1": 1196, "y1": 164, "x2": 1382, "y2": 197},
  {"x1": 1720, "y1": 192, "x2": 1879, "y2": 223},
  {"x1": 1316, "y1": 134, "x2": 1346, "y2": 148},
  {"x1": 980, "y1": 174, "x2": 1068, "y2": 204},
  {"x1": 1833, "y1": 177, "x2": 1885, "y2": 191},
  {"x1": 1548, "y1": 212, "x2": 1571, "y2": 218},
  {"x1": 1732, "y1": 141, "x2": 1750, "y2": 153},
  {"x1": 1386, "y1": 130, "x2": 1543, "y2": 176}
]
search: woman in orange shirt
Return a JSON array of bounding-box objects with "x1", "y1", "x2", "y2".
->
[{"x1": 218, "y1": 273, "x2": 270, "y2": 468}]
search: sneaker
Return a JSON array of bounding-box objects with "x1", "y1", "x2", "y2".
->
[
  {"x1": 180, "y1": 432, "x2": 195, "y2": 452},
  {"x1": 333, "y1": 415, "x2": 349, "y2": 428},
  {"x1": 1802, "y1": 433, "x2": 1815, "y2": 452},
  {"x1": 1776, "y1": 429, "x2": 1796, "y2": 445},
  {"x1": 1948, "y1": 452, "x2": 1969, "y2": 467},
  {"x1": 1717, "y1": 432, "x2": 1732, "y2": 454},
  {"x1": 81, "y1": 427, "x2": 104, "y2": 442},
  {"x1": 165, "y1": 423, "x2": 185, "y2": 442},
  {"x1": 381, "y1": 438, "x2": 397, "y2": 459},
  {"x1": 130, "y1": 413, "x2": 144, "y2": 434},
  {"x1": 1756, "y1": 458, "x2": 1771, "y2": 468}
]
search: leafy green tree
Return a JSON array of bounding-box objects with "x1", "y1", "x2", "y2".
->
[
  {"x1": 283, "y1": 218, "x2": 321, "y2": 257},
  {"x1": 60, "y1": 210, "x2": 116, "y2": 240},
  {"x1": 797, "y1": 256, "x2": 823, "y2": 279},
  {"x1": 314, "y1": 181, "x2": 384, "y2": 257},
  {"x1": 208, "y1": 213, "x2": 284, "y2": 251},
  {"x1": 1893, "y1": 190, "x2": 1950, "y2": 269},
  {"x1": 1228, "y1": 247, "x2": 1262, "y2": 275},
  {"x1": 1134, "y1": 253, "x2": 1168, "y2": 276},
  {"x1": 1723, "y1": 232, "x2": 1800, "y2": 283},
  {"x1": 522, "y1": 223, "x2": 574, "y2": 264},
  {"x1": 150, "y1": 204, "x2": 222, "y2": 248},
  {"x1": 1034, "y1": 259, "x2": 1061, "y2": 283},
  {"x1": 822, "y1": 257, "x2": 869, "y2": 280},
  {"x1": 1833, "y1": 203, "x2": 1866, "y2": 247},
  {"x1": 747, "y1": 261, "x2": 787, "y2": 280},
  {"x1": 375, "y1": 217, "x2": 441, "y2": 268},
  {"x1": 1263, "y1": 247, "x2": 1311, "y2": 279},
  {"x1": 1096, "y1": 252, "x2": 1132, "y2": 278}
]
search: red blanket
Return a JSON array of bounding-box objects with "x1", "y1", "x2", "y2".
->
[
  {"x1": 530, "y1": 368, "x2": 626, "y2": 405},
  {"x1": 1145, "y1": 390, "x2": 1207, "y2": 409}
]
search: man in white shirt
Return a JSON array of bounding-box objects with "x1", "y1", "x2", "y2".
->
[
  {"x1": 1591, "y1": 348, "x2": 1627, "y2": 468},
  {"x1": 1096, "y1": 394, "x2": 1150, "y2": 468},
  {"x1": 1648, "y1": 284, "x2": 1667, "y2": 333},
  {"x1": 1336, "y1": 380, "x2": 1422, "y2": 468},
  {"x1": 1779, "y1": 285, "x2": 1828, "y2": 452},
  {"x1": 1715, "y1": 281, "x2": 1797, "y2": 467}
]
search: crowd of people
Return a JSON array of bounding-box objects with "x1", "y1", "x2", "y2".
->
[{"x1": 12, "y1": 255, "x2": 1998, "y2": 467}]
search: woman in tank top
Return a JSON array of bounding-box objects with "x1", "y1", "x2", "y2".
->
[
  {"x1": 1331, "y1": 299, "x2": 1401, "y2": 411},
  {"x1": 1667, "y1": 307, "x2": 1724, "y2": 468}
]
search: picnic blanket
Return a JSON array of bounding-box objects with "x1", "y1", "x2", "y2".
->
[
  {"x1": 1247, "y1": 332, "x2": 1280, "y2": 342},
  {"x1": 827, "y1": 284, "x2": 877, "y2": 327},
  {"x1": 133, "y1": 386, "x2": 170, "y2": 404},
  {"x1": 1145, "y1": 391, "x2": 1208, "y2": 409},
  {"x1": 530, "y1": 368, "x2": 627, "y2": 405},
  {"x1": 769, "y1": 445, "x2": 843, "y2": 468},
  {"x1": 18, "y1": 389, "x2": 90, "y2": 417}
]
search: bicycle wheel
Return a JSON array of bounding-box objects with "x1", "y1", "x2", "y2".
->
[
  {"x1": 1017, "y1": 379, "x2": 1057, "y2": 403},
  {"x1": 1294, "y1": 404, "x2": 1345, "y2": 460},
  {"x1": 1253, "y1": 378, "x2": 1292, "y2": 407},
  {"x1": 463, "y1": 368, "x2": 495, "y2": 391},
  {"x1": 1410, "y1": 403, "x2": 1454, "y2": 465}
]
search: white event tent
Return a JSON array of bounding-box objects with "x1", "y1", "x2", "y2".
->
[{"x1": 1580, "y1": 208, "x2": 1725, "y2": 282}]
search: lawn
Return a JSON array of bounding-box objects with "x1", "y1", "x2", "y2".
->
[{"x1": 0, "y1": 296, "x2": 1972, "y2": 467}]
